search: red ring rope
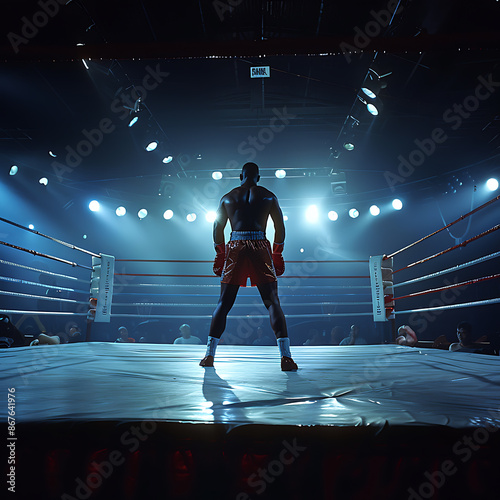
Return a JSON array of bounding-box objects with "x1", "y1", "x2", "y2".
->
[
  {"x1": 394, "y1": 273, "x2": 500, "y2": 301},
  {"x1": 115, "y1": 259, "x2": 368, "y2": 264},
  {"x1": 385, "y1": 194, "x2": 500, "y2": 260},
  {"x1": 394, "y1": 224, "x2": 500, "y2": 273}
]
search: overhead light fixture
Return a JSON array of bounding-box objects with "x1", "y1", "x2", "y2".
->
[
  {"x1": 305, "y1": 205, "x2": 319, "y2": 223},
  {"x1": 48, "y1": 151, "x2": 57, "y2": 158},
  {"x1": 145, "y1": 141, "x2": 158, "y2": 152},
  {"x1": 486, "y1": 178, "x2": 499, "y2": 191},
  {"x1": 82, "y1": 59, "x2": 89, "y2": 70},
  {"x1": 163, "y1": 156, "x2": 174, "y2": 164},
  {"x1": 370, "y1": 205, "x2": 380, "y2": 216},
  {"x1": 138, "y1": 209, "x2": 148, "y2": 219},
  {"x1": 361, "y1": 69, "x2": 381, "y2": 99},
  {"x1": 39, "y1": 177, "x2": 49, "y2": 186},
  {"x1": 9, "y1": 165, "x2": 18, "y2": 176},
  {"x1": 128, "y1": 116, "x2": 139, "y2": 128},
  {"x1": 186, "y1": 213, "x2": 197, "y2": 222},
  {"x1": 283, "y1": 215, "x2": 289, "y2": 221},
  {"x1": 89, "y1": 200, "x2": 100, "y2": 212},
  {"x1": 349, "y1": 208, "x2": 359, "y2": 219},
  {"x1": 275, "y1": 169, "x2": 286, "y2": 179},
  {"x1": 328, "y1": 211, "x2": 339, "y2": 221},
  {"x1": 116, "y1": 206, "x2": 126, "y2": 217},
  {"x1": 367, "y1": 103, "x2": 379, "y2": 116},
  {"x1": 357, "y1": 95, "x2": 382, "y2": 116},
  {"x1": 343, "y1": 141, "x2": 355, "y2": 151},
  {"x1": 28, "y1": 224, "x2": 35, "y2": 230},
  {"x1": 212, "y1": 171, "x2": 223, "y2": 180},
  {"x1": 392, "y1": 199, "x2": 403, "y2": 211},
  {"x1": 163, "y1": 209, "x2": 174, "y2": 220}
]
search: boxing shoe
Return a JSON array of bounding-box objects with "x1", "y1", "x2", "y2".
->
[
  {"x1": 281, "y1": 356, "x2": 298, "y2": 371},
  {"x1": 199, "y1": 355, "x2": 214, "y2": 367}
]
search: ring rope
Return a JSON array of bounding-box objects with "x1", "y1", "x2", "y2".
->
[
  {"x1": 394, "y1": 224, "x2": 500, "y2": 273},
  {"x1": 0, "y1": 289, "x2": 89, "y2": 305},
  {"x1": 0, "y1": 310, "x2": 88, "y2": 317},
  {"x1": 394, "y1": 250, "x2": 500, "y2": 289},
  {"x1": 114, "y1": 273, "x2": 370, "y2": 279},
  {"x1": 106, "y1": 312, "x2": 374, "y2": 319},
  {"x1": 0, "y1": 241, "x2": 92, "y2": 271},
  {"x1": 394, "y1": 273, "x2": 500, "y2": 302},
  {"x1": 0, "y1": 275, "x2": 88, "y2": 294},
  {"x1": 114, "y1": 283, "x2": 372, "y2": 289},
  {"x1": 116, "y1": 259, "x2": 369, "y2": 264},
  {"x1": 0, "y1": 216, "x2": 100, "y2": 258},
  {"x1": 0, "y1": 260, "x2": 89, "y2": 283},
  {"x1": 396, "y1": 297, "x2": 500, "y2": 315},
  {"x1": 111, "y1": 301, "x2": 372, "y2": 307},
  {"x1": 385, "y1": 193, "x2": 500, "y2": 260}
]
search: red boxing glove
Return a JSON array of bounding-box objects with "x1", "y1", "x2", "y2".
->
[
  {"x1": 272, "y1": 242, "x2": 285, "y2": 276},
  {"x1": 213, "y1": 243, "x2": 225, "y2": 277}
]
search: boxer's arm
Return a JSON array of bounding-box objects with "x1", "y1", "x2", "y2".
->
[
  {"x1": 269, "y1": 196, "x2": 285, "y2": 244},
  {"x1": 213, "y1": 198, "x2": 228, "y2": 245}
]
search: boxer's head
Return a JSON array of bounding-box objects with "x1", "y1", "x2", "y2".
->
[
  {"x1": 456, "y1": 321, "x2": 472, "y2": 345},
  {"x1": 241, "y1": 162, "x2": 260, "y2": 183}
]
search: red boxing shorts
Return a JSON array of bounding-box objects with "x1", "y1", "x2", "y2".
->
[{"x1": 221, "y1": 231, "x2": 277, "y2": 287}]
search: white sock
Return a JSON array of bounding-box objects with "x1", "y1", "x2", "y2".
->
[
  {"x1": 277, "y1": 337, "x2": 292, "y2": 358},
  {"x1": 205, "y1": 336, "x2": 219, "y2": 357}
]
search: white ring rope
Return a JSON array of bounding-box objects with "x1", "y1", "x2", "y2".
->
[
  {"x1": 394, "y1": 251, "x2": 500, "y2": 289},
  {"x1": 105, "y1": 312, "x2": 374, "y2": 319},
  {"x1": 396, "y1": 297, "x2": 500, "y2": 315},
  {"x1": 0, "y1": 275, "x2": 87, "y2": 294},
  {"x1": 0, "y1": 290, "x2": 88, "y2": 305},
  {"x1": 0, "y1": 310, "x2": 88, "y2": 317},
  {"x1": 0, "y1": 260, "x2": 88, "y2": 283},
  {"x1": 111, "y1": 301, "x2": 372, "y2": 307},
  {"x1": 115, "y1": 283, "x2": 372, "y2": 290}
]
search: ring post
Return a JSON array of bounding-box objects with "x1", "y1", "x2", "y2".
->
[
  {"x1": 370, "y1": 255, "x2": 395, "y2": 342},
  {"x1": 86, "y1": 254, "x2": 115, "y2": 341}
]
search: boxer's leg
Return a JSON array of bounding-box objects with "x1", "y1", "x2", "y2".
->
[
  {"x1": 200, "y1": 284, "x2": 240, "y2": 367},
  {"x1": 257, "y1": 281, "x2": 297, "y2": 371}
]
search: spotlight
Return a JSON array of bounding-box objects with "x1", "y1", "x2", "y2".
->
[
  {"x1": 349, "y1": 208, "x2": 359, "y2": 219},
  {"x1": 361, "y1": 69, "x2": 381, "y2": 99},
  {"x1": 39, "y1": 177, "x2": 48, "y2": 186},
  {"x1": 367, "y1": 103, "x2": 379, "y2": 116},
  {"x1": 212, "y1": 171, "x2": 223, "y2": 180},
  {"x1": 9, "y1": 166, "x2": 18, "y2": 176},
  {"x1": 186, "y1": 213, "x2": 197, "y2": 222},
  {"x1": 206, "y1": 211, "x2": 217, "y2": 223},
  {"x1": 486, "y1": 178, "x2": 499, "y2": 191},
  {"x1": 305, "y1": 205, "x2": 319, "y2": 223},
  {"x1": 83, "y1": 234, "x2": 87, "y2": 239},
  {"x1": 89, "y1": 200, "x2": 100, "y2": 212},
  {"x1": 28, "y1": 224, "x2": 35, "y2": 230},
  {"x1": 370, "y1": 205, "x2": 380, "y2": 216},
  {"x1": 138, "y1": 209, "x2": 148, "y2": 219},
  {"x1": 163, "y1": 156, "x2": 174, "y2": 164},
  {"x1": 116, "y1": 206, "x2": 126, "y2": 217},
  {"x1": 48, "y1": 151, "x2": 57, "y2": 158},
  {"x1": 128, "y1": 116, "x2": 139, "y2": 128},
  {"x1": 343, "y1": 142, "x2": 355, "y2": 151},
  {"x1": 163, "y1": 209, "x2": 174, "y2": 220},
  {"x1": 300, "y1": 248, "x2": 305, "y2": 253},
  {"x1": 275, "y1": 169, "x2": 286, "y2": 179},
  {"x1": 392, "y1": 199, "x2": 403, "y2": 211},
  {"x1": 82, "y1": 59, "x2": 89, "y2": 70},
  {"x1": 328, "y1": 211, "x2": 339, "y2": 221},
  {"x1": 283, "y1": 215, "x2": 289, "y2": 222},
  {"x1": 146, "y1": 141, "x2": 158, "y2": 152}
]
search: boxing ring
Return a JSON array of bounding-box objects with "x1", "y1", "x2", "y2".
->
[{"x1": 1, "y1": 199, "x2": 500, "y2": 500}]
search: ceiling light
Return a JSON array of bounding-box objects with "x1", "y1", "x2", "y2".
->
[
  {"x1": 349, "y1": 208, "x2": 359, "y2": 219},
  {"x1": 48, "y1": 151, "x2": 57, "y2": 158},
  {"x1": 186, "y1": 213, "x2": 197, "y2": 222},
  {"x1": 146, "y1": 141, "x2": 158, "y2": 152},
  {"x1": 28, "y1": 224, "x2": 35, "y2": 230},
  {"x1": 163, "y1": 156, "x2": 173, "y2": 164},
  {"x1": 343, "y1": 142, "x2": 355, "y2": 151},
  {"x1": 128, "y1": 116, "x2": 139, "y2": 127},
  {"x1": 275, "y1": 169, "x2": 286, "y2": 179},
  {"x1": 138, "y1": 209, "x2": 148, "y2": 219},
  {"x1": 486, "y1": 178, "x2": 499, "y2": 191},
  {"x1": 116, "y1": 206, "x2": 126, "y2": 217},
  {"x1": 370, "y1": 205, "x2": 380, "y2": 216},
  {"x1": 305, "y1": 205, "x2": 319, "y2": 223},
  {"x1": 392, "y1": 199, "x2": 403, "y2": 210},
  {"x1": 9, "y1": 166, "x2": 18, "y2": 176},
  {"x1": 212, "y1": 171, "x2": 223, "y2": 180},
  {"x1": 328, "y1": 211, "x2": 339, "y2": 221},
  {"x1": 367, "y1": 103, "x2": 379, "y2": 116},
  {"x1": 206, "y1": 211, "x2": 217, "y2": 223},
  {"x1": 39, "y1": 177, "x2": 48, "y2": 186},
  {"x1": 89, "y1": 200, "x2": 100, "y2": 212},
  {"x1": 163, "y1": 209, "x2": 174, "y2": 220}
]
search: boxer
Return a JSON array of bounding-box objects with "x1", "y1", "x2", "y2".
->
[{"x1": 200, "y1": 162, "x2": 297, "y2": 371}]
